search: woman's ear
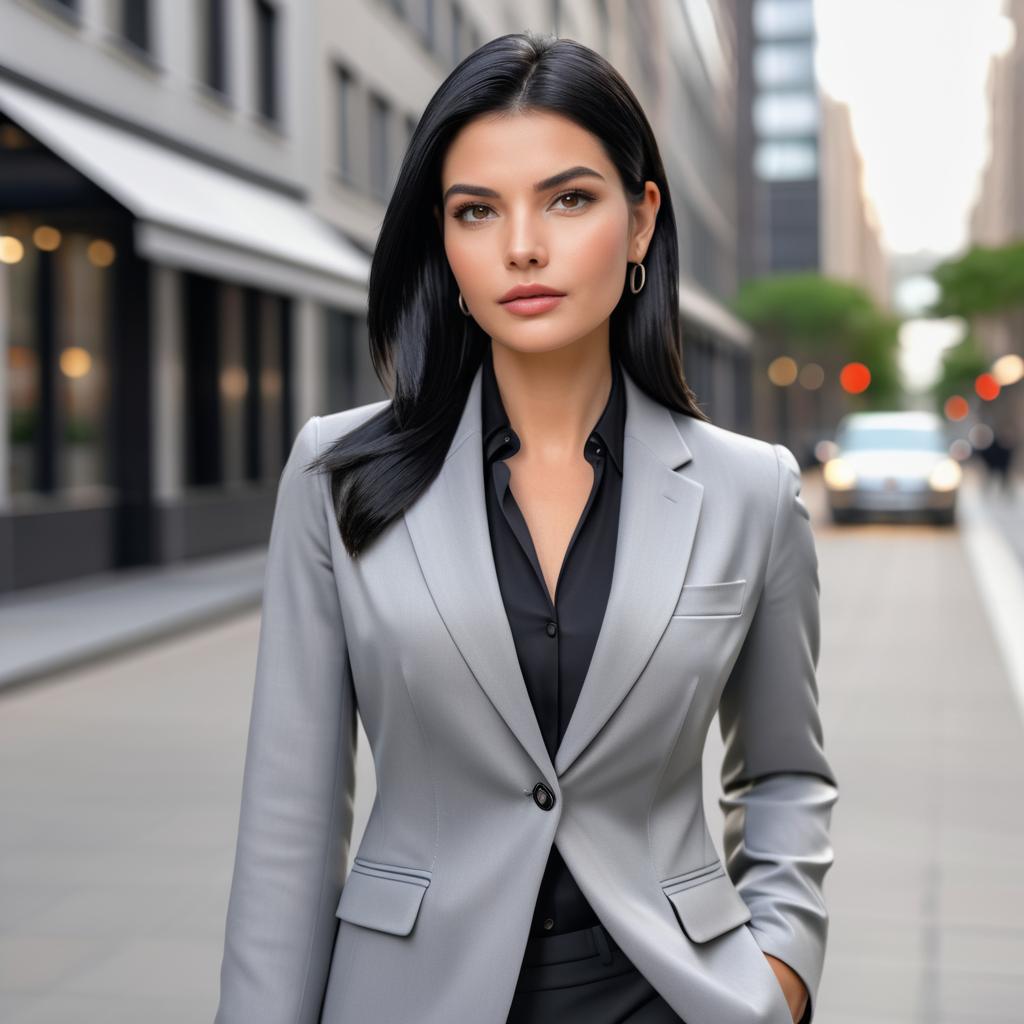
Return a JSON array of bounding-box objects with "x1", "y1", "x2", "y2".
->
[{"x1": 630, "y1": 181, "x2": 661, "y2": 261}]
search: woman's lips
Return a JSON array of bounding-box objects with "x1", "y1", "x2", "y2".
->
[{"x1": 499, "y1": 294, "x2": 565, "y2": 315}]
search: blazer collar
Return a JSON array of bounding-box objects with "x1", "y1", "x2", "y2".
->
[{"x1": 404, "y1": 357, "x2": 702, "y2": 783}]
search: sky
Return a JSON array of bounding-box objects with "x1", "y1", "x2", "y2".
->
[
  {"x1": 813, "y1": 0, "x2": 1015, "y2": 390},
  {"x1": 814, "y1": 0, "x2": 1013, "y2": 258}
]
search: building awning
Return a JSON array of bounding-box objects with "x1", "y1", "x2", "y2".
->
[{"x1": 0, "y1": 78, "x2": 370, "y2": 307}]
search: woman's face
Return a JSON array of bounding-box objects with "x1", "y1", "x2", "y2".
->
[{"x1": 437, "y1": 110, "x2": 660, "y2": 358}]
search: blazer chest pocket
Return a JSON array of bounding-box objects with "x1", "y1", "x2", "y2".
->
[
  {"x1": 671, "y1": 579, "x2": 746, "y2": 618},
  {"x1": 336, "y1": 856, "x2": 432, "y2": 937},
  {"x1": 660, "y1": 860, "x2": 752, "y2": 943}
]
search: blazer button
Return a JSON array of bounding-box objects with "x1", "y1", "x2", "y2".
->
[
  {"x1": 546, "y1": 621, "x2": 557, "y2": 637},
  {"x1": 532, "y1": 782, "x2": 556, "y2": 810}
]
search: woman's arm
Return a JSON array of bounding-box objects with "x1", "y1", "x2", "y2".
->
[
  {"x1": 215, "y1": 416, "x2": 358, "y2": 1024},
  {"x1": 717, "y1": 442, "x2": 840, "y2": 1024}
]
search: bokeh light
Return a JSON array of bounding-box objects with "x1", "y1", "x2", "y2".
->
[
  {"x1": 839, "y1": 362, "x2": 871, "y2": 394},
  {"x1": 944, "y1": 394, "x2": 969, "y2": 420},
  {"x1": 767, "y1": 356, "x2": 798, "y2": 386}
]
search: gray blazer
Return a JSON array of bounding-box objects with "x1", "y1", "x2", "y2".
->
[{"x1": 214, "y1": 359, "x2": 839, "y2": 1024}]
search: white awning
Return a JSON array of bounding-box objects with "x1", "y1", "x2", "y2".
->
[{"x1": 0, "y1": 79, "x2": 369, "y2": 307}]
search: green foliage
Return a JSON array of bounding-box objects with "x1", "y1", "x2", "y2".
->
[
  {"x1": 931, "y1": 333, "x2": 988, "y2": 406},
  {"x1": 930, "y1": 241, "x2": 1024, "y2": 317},
  {"x1": 732, "y1": 272, "x2": 880, "y2": 347},
  {"x1": 731, "y1": 271, "x2": 902, "y2": 404}
]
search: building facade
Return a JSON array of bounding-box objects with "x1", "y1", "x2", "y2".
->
[{"x1": 968, "y1": 0, "x2": 1024, "y2": 439}]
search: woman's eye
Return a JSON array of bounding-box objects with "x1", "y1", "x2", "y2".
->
[
  {"x1": 455, "y1": 204, "x2": 493, "y2": 223},
  {"x1": 452, "y1": 190, "x2": 595, "y2": 224},
  {"x1": 553, "y1": 190, "x2": 594, "y2": 211}
]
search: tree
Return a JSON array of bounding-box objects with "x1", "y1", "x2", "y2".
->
[
  {"x1": 931, "y1": 334, "x2": 988, "y2": 407},
  {"x1": 930, "y1": 242, "x2": 1024, "y2": 319},
  {"x1": 732, "y1": 272, "x2": 902, "y2": 409}
]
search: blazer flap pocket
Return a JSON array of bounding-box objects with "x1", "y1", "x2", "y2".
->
[
  {"x1": 660, "y1": 862, "x2": 752, "y2": 943},
  {"x1": 336, "y1": 857, "x2": 432, "y2": 936},
  {"x1": 672, "y1": 579, "x2": 746, "y2": 618}
]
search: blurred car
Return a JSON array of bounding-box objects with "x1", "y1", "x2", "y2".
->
[{"x1": 821, "y1": 411, "x2": 961, "y2": 525}]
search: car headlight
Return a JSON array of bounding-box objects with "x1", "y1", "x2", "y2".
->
[
  {"x1": 824, "y1": 457, "x2": 857, "y2": 490},
  {"x1": 929, "y1": 458, "x2": 962, "y2": 492}
]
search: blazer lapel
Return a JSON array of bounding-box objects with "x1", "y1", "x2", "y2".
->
[
  {"x1": 403, "y1": 363, "x2": 556, "y2": 783},
  {"x1": 403, "y1": 359, "x2": 703, "y2": 785},
  {"x1": 554, "y1": 368, "x2": 702, "y2": 776}
]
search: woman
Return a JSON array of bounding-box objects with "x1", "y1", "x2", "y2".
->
[{"x1": 214, "y1": 31, "x2": 838, "y2": 1024}]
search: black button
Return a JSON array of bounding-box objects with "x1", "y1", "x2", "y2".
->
[
  {"x1": 543, "y1": 917, "x2": 554, "y2": 930},
  {"x1": 532, "y1": 782, "x2": 556, "y2": 810},
  {"x1": 546, "y1": 621, "x2": 557, "y2": 637}
]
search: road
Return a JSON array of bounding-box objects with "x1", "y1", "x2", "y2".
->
[{"x1": 1, "y1": 467, "x2": 1022, "y2": 1022}]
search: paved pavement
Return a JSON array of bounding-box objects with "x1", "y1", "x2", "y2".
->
[
  {"x1": 0, "y1": 548, "x2": 267, "y2": 693},
  {"x1": 0, "y1": 465, "x2": 1022, "y2": 1022}
]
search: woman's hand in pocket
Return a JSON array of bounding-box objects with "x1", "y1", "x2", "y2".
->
[{"x1": 763, "y1": 953, "x2": 808, "y2": 1023}]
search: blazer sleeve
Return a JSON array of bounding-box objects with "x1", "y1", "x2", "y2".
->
[
  {"x1": 717, "y1": 442, "x2": 840, "y2": 1024},
  {"x1": 215, "y1": 415, "x2": 358, "y2": 1024}
]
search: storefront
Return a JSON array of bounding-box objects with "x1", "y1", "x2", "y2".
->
[{"x1": 0, "y1": 79, "x2": 371, "y2": 593}]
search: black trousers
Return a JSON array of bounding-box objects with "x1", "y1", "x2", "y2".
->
[{"x1": 506, "y1": 922, "x2": 686, "y2": 1023}]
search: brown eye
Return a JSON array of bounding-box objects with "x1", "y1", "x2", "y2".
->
[
  {"x1": 453, "y1": 202, "x2": 495, "y2": 223},
  {"x1": 553, "y1": 189, "x2": 596, "y2": 212}
]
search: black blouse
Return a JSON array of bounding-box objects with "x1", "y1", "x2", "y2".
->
[{"x1": 480, "y1": 341, "x2": 626, "y2": 938}]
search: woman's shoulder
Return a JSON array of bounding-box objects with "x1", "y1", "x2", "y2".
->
[
  {"x1": 669, "y1": 413, "x2": 802, "y2": 507},
  {"x1": 671, "y1": 411, "x2": 791, "y2": 469},
  {"x1": 315, "y1": 398, "x2": 392, "y2": 453}
]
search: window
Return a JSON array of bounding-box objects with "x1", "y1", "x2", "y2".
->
[
  {"x1": 753, "y1": 43, "x2": 814, "y2": 88},
  {"x1": 325, "y1": 308, "x2": 358, "y2": 413},
  {"x1": 753, "y1": 0, "x2": 814, "y2": 40},
  {"x1": 451, "y1": 2, "x2": 463, "y2": 63},
  {"x1": 182, "y1": 273, "x2": 289, "y2": 486},
  {"x1": 549, "y1": 0, "x2": 562, "y2": 34},
  {"x1": 36, "y1": 0, "x2": 79, "y2": 19},
  {"x1": 201, "y1": 0, "x2": 229, "y2": 95},
  {"x1": 2, "y1": 213, "x2": 117, "y2": 499},
  {"x1": 421, "y1": 0, "x2": 436, "y2": 50},
  {"x1": 254, "y1": 0, "x2": 279, "y2": 123},
  {"x1": 369, "y1": 92, "x2": 391, "y2": 201},
  {"x1": 335, "y1": 64, "x2": 353, "y2": 183},
  {"x1": 752, "y1": 90, "x2": 817, "y2": 136},
  {"x1": 122, "y1": 0, "x2": 151, "y2": 53},
  {"x1": 754, "y1": 140, "x2": 818, "y2": 180}
]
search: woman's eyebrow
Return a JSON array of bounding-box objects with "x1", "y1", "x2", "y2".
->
[{"x1": 442, "y1": 165, "x2": 605, "y2": 205}]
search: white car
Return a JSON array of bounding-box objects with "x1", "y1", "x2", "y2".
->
[{"x1": 822, "y1": 411, "x2": 960, "y2": 525}]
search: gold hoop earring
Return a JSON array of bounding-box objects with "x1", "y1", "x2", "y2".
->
[
  {"x1": 458, "y1": 292, "x2": 471, "y2": 316},
  {"x1": 629, "y1": 262, "x2": 646, "y2": 294}
]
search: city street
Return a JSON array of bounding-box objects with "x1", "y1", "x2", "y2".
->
[
  {"x1": 2, "y1": 1, "x2": 1022, "y2": 1020},
  {"x1": 1, "y1": 466, "x2": 1022, "y2": 1023}
]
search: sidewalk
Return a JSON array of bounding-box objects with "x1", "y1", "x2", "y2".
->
[
  {"x1": 971, "y1": 465, "x2": 1024, "y2": 572},
  {"x1": 0, "y1": 548, "x2": 267, "y2": 693}
]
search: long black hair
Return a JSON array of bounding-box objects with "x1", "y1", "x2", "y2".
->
[{"x1": 308, "y1": 30, "x2": 708, "y2": 559}]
